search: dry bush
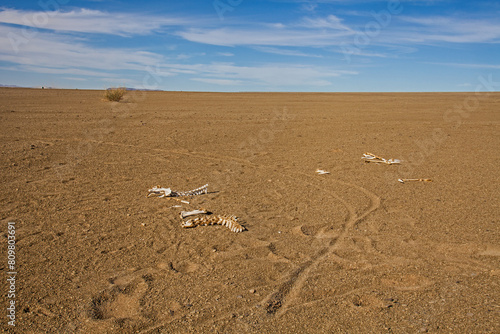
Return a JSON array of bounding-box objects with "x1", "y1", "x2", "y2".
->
[{"x1": 104, "y1": 87, "x2": 126, "y2": 102}]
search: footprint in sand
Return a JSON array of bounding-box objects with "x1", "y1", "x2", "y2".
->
[
  {"x1": 292, "y1": 225, "x2": 315, "y2": 237},
  {"x1": 168, "y1": 260, "x2": 200, "y2": 274},
  {"x1": 88, "y1": 275, "x2": 148, "y2": 321},
  {"x1": 83, "y1": 270, "x2": 154, "y2": 332}
]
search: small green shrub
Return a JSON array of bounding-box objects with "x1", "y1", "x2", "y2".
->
[{"x1": 104, "y1": 87, "x2": 126, "y2": 102}]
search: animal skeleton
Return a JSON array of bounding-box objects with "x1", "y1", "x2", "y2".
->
[
  {"x1": 362, "y1": 152, "x2": 401, "y2": 165},
  {"x1": 398, "y1": 178, "x2": 432, "y2": 183},
  {"x1": 148, "y1": 184, "x2": 208, "y2": 198},
  {"x1": 316, "y1": 169, "x2": 330, "y2": 175},
  {"x1": 182, "y1": 215, "x2": 245, "y2": 233}
]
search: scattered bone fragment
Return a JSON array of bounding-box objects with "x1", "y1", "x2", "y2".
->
[
  {"x1": 398, "y1": 178, "x2": 432, "y2": 183},
  {"x1": 316, "y1": 169, "x2": 330, "y2": 175}
]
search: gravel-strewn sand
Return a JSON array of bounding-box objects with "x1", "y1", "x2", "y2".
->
[{"x1": 1, "y1": 88, "x2": 499, "y2": 333}]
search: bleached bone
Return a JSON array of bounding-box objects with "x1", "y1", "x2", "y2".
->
[
  {"x1": 316, "y1": 169, "x2": 330, "y2": 175},
  {"x1": 148, "y1": 184, "x2": 208, "y2": 198},
  {"x1": 180, "y1": 209, "x2": 208, "y2": 219},
  {"x1": 362, "y1": 152, "x2": 401, "y2": 165},
  {"x1": 148, "y1": 186, "x2": 172, "y2": 197},
  {"x1": 398, "y1": 178, "x2": 432, "y2": 183},
  {"x1": 182, "y1": 215, "x2": 245, "y2": 233},
  {"x1": 169, "y1": 198, "x2": 190, "y2": 204}
]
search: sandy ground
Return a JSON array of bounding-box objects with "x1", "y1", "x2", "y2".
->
[{"x1": 0, "y1": 88, "x2": 499, "y2": 333}]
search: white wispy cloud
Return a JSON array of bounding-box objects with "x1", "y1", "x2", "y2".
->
[
  {"x1": 191, "y1": 78, "x2": 244, "y2": 86},
  {"x1": 64, "y1": 77, "x2": 89, "y2": 81},
  {"x1": 0, "y1": 23, "x2": 357, "y2": 89},
  {"x1": 426, "y1": 62, "x2": 500, "y2": 69},
  {"x1": 177, "y1": 26, "x2": 354, "y2": 47},
  {"x1": 335, "y1": 48, "x2": 388, "y2": 58},
  {"x1": 264, "y1": 22, "x2": 287, "y2": 29},
  {"x1": 253, "y1": 46, "x2": 323, "y2": 57},
  {"x1": 301, "y1": 3, "x2": 318, "y2": 12},
  {"x1": 17, "y1": 65, "x2": 114, "y2": 77},
  {"x1": 299, "y1": 15, "x2": 352, "y2": 31},
  {"x1": 396, "y1": 16, "x2": 500, "y2": 43},
  {"x1": 0, "y1": 8, "x2": 187, "y2": 36},
  {"x1": 175, "y1": 52, "x2": 206, "y2": 60},
  {"x1": 162, "y1": 62, "x2": 358, "y2": 87},
  {"x1": 177, "y1": 13, "x2": 500, "y2": 50},
  {"x1": 0, "y1": 25, "x2": 163, "y2": 75}
]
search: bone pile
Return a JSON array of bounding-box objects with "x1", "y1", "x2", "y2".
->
[
  {"x1": 147, "y1": 183, "x2": 245, "y2": 232},
  {"x1": 148, "y1": 184, "x2": 208, "y2": 198},
  {"x1": 362, "y1": 152, "x2": 401, "y2": 165}
]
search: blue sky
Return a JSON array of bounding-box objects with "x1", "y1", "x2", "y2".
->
[{"x1": 0, "y1": 0, "x2": 499, "y2": 92}]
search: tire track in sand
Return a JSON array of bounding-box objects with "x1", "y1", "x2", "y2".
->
[{"x1": 262, "y1": 171, "x2": 381, "y2": 316}]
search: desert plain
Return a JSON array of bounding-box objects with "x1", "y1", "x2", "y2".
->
[{"x1": 0, "y1": 88, "x2": 499, "y2": 333}]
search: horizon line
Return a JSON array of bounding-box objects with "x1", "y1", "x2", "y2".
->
[{"x1": 1, "y1": 86, "x2": 498, "y2": 94}]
